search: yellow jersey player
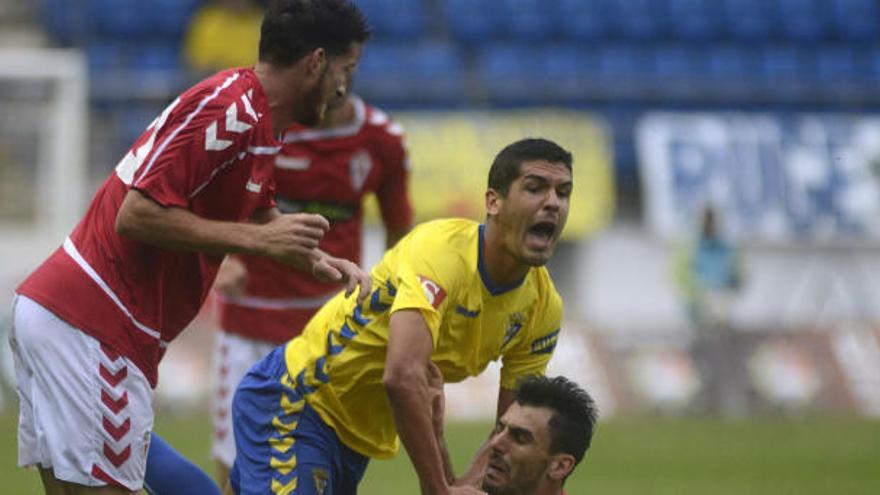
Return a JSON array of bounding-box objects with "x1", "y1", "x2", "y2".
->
[{"x1": 228, "y1": 138, "x2": 573, "y2": 495}]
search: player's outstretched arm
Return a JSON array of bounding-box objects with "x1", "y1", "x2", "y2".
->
[
  {"x1": 454, "y1": 386, "x2": 515, "y2": 489},
  {"x1": 384, "y1": 310, "x2": 486, "y2": 495},
  {"x1": 116, "y1": 189, "x2": 328, "y2": 266},
  {"x1": 426, "y1": 362, "x2": 455, "y2": 486}
]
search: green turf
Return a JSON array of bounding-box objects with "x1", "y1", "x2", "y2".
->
[{"x1": 2, "y1": 409, "x2": 878, "y2": 494}]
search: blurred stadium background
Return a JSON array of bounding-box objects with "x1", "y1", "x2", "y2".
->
[{"x1": 1, "y1": 0, "x2": 879, "y2": 493}]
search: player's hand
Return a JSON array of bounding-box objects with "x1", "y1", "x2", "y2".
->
[
  {"x1": 311, "y1": 254, "x2": 372, "y2": 305},
  {"x1": 257, "y1": 213, "x2": 329, "y2": 268},
  {"x1": 213, "y1": 256, "x2": 247, "y2": 297}
]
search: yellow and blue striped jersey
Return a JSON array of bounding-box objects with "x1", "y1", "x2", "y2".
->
[{"x1": 283, "y1": 218, "x2": 563, "y2": 458}]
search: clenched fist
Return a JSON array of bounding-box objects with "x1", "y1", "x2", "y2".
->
[{"x1": 256, "y1": 213, "x2": 329, "y2": 268}]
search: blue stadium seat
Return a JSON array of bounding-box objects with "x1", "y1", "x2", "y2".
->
[
  {"x1": 832, "y1": 0, "x2": 879, "y2": 42},
  {"x1": 864, "y1": 48, "x2": 880, "y2": 81},
  {"x1": 538, "y1": 43, "x2": 592, "y2": 99},
  {"x1": 776, "y1": 0, "x2": 831, "y2": 42},
  {"x1": 476, "y1": 42, "x2": 543, "y2": 100},
  {"x1": 87, "y1": 0, "x2": 151, "y2": 40},
  {"x1": 594, "y1": 44, "x2": 649, "y2": 79},
  {"x1": 608, "y1": 0, "x2": 667, "y2": 40},
  {"x1": 147, "y1": 0, "x2": 202, "y2": 39},
  {"x1": 651, "y1": 44, "x2": 702, "y2": 80},
  {"x1": 357, "y1": 42, "x2": 464, "y2": 102},
  {"x1": 137, "y1": 44, "x2": 183, "y2": 73},
  {"x1": 541, "y1": 44, "x2": 588, "y2": 79},
  {"x1": 497, "y1": 0, "x2": 559, "y2": 41},
  {"x1": 666, "y1": 0, "x2": 723, "y2": 41},
  {"x1": 759, "y1": 45, "x2": 808, "y2": 81},
  {"x1": 85, "y1": 42, "x2": 126, "y2": 72},
  {"x1": 704, "y1": 45, "x2": 759, "y2": 83},
  {"x1": 558, "y1": 0, "x2": 612, "y2": 41},
  {"x1": 356, "y1": 0, "x2": 426, "y2": 40},
  {"x1": 722, "y1": 0, "x2": 775, "y2": 42},
  {"x1": 444, "y1": 0, "x2": 504, "y2": 44},
  {"x1": 814, "y1": 46, "x2": 864, "y2": 83}
]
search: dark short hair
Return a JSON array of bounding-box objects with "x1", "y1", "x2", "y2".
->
[
  {"x1": 487, "y1": 138, "x2": 573, "y2": 197},
  {"x1": 515, "y1": 375, "x2": 597, "y2": 467},
  {"x1": 259, "y1": 0, "x2": 371, "y2": 66}
]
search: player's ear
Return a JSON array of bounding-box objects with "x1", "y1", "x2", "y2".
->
[
  {"x1": 546, "y1": 453, "x2": 575, "y2": 482},
  {"x1": 306, "y1": 48, "x2": 327, "y2": 77},
  {"x1": 486, "y1": 188, "x2": 502, "y2": 216}
]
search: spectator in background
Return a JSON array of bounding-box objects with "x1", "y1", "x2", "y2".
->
[
  {"x1": 674, "y1": 204, "x2": 747, "y2": 416},
  {"x1": 184, "y1": 0, "x2": 265, "y2": 74}
]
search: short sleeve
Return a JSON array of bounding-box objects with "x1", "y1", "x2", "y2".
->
[
  {"x1": 126, "y1": 82, "x2": 259, "y2": 208},
  {"x1": 499, "y1": 291, "x2": 563, "y2": 389},
  {"x1": 375, "y1": 121, "x2": 413, "y2": 232},
  {"x1": 388, "y1": 228, "x2": 461, "y2": 349}
]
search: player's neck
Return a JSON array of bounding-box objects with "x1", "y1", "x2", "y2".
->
[
  {"x1": 253, "y1": 61, "x2": 303, "y2": 135},
  {"x1": 482, "y1": 222, "x2": 530, "y2": 287},
  {"x1": 317, "y1": 97, "x2": 355, "y2": 129}
]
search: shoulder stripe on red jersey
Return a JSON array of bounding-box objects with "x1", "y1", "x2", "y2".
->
[
  {"x1": 62, "y1": 237, "x2": 169, "y2": 347},
  {"x1": 241, "y1": 93, "x2": 258, "y2": 121},
  {"x1": 205, "y1": 97, "x2": 255, "y2": 151},
  {"x1": 133, "y1": 72, "x2": 241, "y2": 186}
]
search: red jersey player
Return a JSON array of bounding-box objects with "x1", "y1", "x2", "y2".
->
[
  {"x1": 209, "y1": 90, "x2": 413, "y2": 482},
  {"x1": 9, "y1": 1, "x2": 371, "y2": 493}
]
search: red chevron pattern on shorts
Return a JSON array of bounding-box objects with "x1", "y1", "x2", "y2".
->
[
  {"x1": 97, "y1": 344, "x2": 133, "y2": 474},
  {"x1": 91, "y1": 464, "x2": 126, "y2": 488}
]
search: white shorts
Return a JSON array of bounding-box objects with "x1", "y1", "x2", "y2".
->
[
  {"x1": 211, "y1": 330, "x2": 275, "y2": 468},
  {"x1": 9, "y1": 295, "x2": 154, "y2": 491}
]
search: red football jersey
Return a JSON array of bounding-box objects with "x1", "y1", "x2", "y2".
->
[
  {"x1": 17, "y1": 68, "x2": 278, "y2": 387},
  {"x1": 218, "y1": 95, "x2": 413, "y2": 343}
]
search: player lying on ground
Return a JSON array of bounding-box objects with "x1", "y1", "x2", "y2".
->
[{"x1": 427, "y1": 364, "x2": 598, "y2": 495}]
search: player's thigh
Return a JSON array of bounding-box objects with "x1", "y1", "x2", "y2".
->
[
  {"x1": 13, "y1": 295, "x2": 153, "y2": 491},
  {"x1": 229, "y1": 347, "x2": 313, "y2": 494}
]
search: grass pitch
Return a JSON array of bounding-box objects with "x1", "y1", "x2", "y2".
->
[{"x1": 1, "y1": 409, "x2": 878, "y2": 494}]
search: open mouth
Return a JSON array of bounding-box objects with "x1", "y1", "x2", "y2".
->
[{"x1": 527, "y1": 221, "x2": 557, "y2": 245}]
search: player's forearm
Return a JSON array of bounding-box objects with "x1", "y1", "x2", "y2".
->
[
  {"x1": 116, "y1": 190, "x2": 263, "y2": 255},
  {"x1": 456, "y1": 438, "x2": 491, "y2": 488},
  {"x1": 438, "y1": 434, "x2": 455, "y2": 486},
  {"x1": 385, "y1": 373, "x2": 450, "y2": 495}
]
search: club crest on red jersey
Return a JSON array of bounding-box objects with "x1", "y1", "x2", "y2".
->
[{"x1": 418, "y1": 275, "x2": 446, "y2": 309}]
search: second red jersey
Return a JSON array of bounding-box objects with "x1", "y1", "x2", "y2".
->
[{"x1": 218, "y1": 95, "x2": 413, "y2": 343}]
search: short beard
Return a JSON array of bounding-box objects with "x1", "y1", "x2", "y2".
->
[{"x1": 298, "y1": 63, "x2": 330, "y2": 126}]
